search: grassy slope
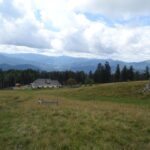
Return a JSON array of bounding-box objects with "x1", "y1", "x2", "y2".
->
[
  {"x1": 34, "y1": 80, "x2": 150, "y2": 106},
  {"x1": 0, "y1": 81, "x2": 150, "y2": 150}
]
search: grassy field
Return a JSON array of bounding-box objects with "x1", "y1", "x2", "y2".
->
[{"x1": 0, "y1": 81, "x2": 150, "y2": 150}]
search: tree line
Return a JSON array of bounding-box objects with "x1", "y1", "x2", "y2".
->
[{"x1": 0, "y1": 62, "x2": 149, "y2": 89}]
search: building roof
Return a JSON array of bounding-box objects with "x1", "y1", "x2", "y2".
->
[{"x1": 31, "y1": 79, "x2": 61, "y2": 87}]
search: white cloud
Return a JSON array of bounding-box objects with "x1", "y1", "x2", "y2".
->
[
  {"x1": 72, "y1": 0, "x2": 150, "y2": 17},
  {"x1": 0, "y1": 0, "x2": 54, "y2": 49},
  {"x1": 0, "y1": 0, "x2": 23, "y2": 19},
  {"x1": 0, "y1": 0, "x2": 149, "y2": 62},
  {"x1": 51, "y1": 21, "x2": 150, "y2": 61},
  {"x1": 0, "y1": 16, "x2": 53, "y2": 48}
]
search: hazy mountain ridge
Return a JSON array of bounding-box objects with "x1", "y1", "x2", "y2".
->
[
  {"x1": 0, "y1": 53, "x2": 149, "y2": 72},
  {"x1": 0, "y1": 64, "x2": 39, "y2": 71}
]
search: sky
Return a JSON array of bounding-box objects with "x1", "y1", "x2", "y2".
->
[{"x1": 0, "y1": 0, "x2": 150, "y2": 62}]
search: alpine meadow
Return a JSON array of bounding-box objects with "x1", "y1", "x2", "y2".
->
[
  {"x1": 0, "y1": 81, "x2": 150, "y2": 149},
  {"x1": 0, "y1": 0, "x2": 150, "y2": 149}
]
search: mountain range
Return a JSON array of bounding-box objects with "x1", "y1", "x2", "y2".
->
[{"x1": 0, "y1": 53, "x2": 150, "y2": 72}]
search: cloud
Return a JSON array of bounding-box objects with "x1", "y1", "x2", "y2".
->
[
  {"x1": 73, "y1": 0, "x2": 150, "y2": 17},
  {"x1": 0, "y1": 0, "x2": 149, "y2": 62},
  {"x1": 0, "y1": 17, "x2": 53, "y2": 49},
  {"x1": 52, "y1": 21, "x2": 150, "y2": 61},
  {"x1": 0, "y1": 0, "x2": 23, "y2": 19},
  {"x1": 0, "y1": 0, "x2": 54, "y2": 49}
]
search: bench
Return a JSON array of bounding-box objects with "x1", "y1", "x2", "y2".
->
[{"x1": 38, "y1": 99, "x2": 59, "y2": 105}]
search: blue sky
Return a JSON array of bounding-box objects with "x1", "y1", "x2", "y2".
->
[{"x1": 0, "y1": 0, "x2": 150, "y2": 62}]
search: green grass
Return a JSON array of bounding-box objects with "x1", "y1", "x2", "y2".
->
[{"x1": 0, "y1": 81, "x2": 150, "y2": 149}]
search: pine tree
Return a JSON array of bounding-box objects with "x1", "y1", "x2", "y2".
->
[
  {"x1": 128, "y1": 66, "x2": 134, "y2": 81},
  {"x1": 144, "y1": 66, "x2": 150, "y2": 80},
  {"x1": 94, "y1": 63, "x2": 102, "y2": 83},
  {"x1": 121, "y1": 66, "x2": 128, "y2": 81},
  {"x1": 114, "y1": 64, "x2": 120, "y2": 82},
  {"x1": 104, "y1": 62, "x2": 111, "y2": 83}
]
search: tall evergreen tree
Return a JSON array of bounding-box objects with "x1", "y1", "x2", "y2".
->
[
  {"x1": 144, "y1": 66, "x2": 150, "y2": 80},
  {"x1": 134, "y1": 71, "x2": 140, "y2": 80},
  {"x1": 121, "y1": 66, "x2": 128, "y2": 81},
  {"x1": 100, "y1": 65, "x2": 106, "y2": 83},
  {"x1": 114, "y1": 64, "x2": 121, "y2": 82},
  {"x1": 94, "y1": 63, "x2": 102, "y2": 83},
  {"x1": 128, "y1": 66, "x2": 134, "y2": 81},
  {"x1": 104, "y1": 62, "x2": 111, "y2": 83},
  {"x1": 0, "y1": 69, "x2": 4, "y2": 88}
]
